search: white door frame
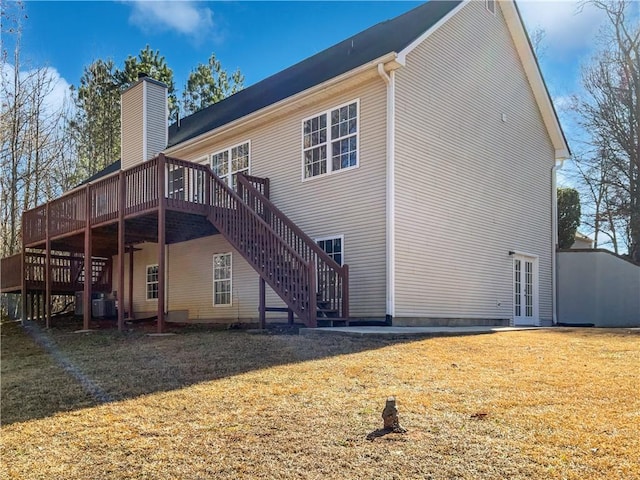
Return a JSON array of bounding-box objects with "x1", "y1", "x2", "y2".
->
[{"x1": 512, "y1": 252, "x2": 540, "y2": 326}]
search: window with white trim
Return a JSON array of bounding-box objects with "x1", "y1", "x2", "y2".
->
[
  {"x1": 213, "y1": 253, "x2": 232, "y2": 306},
  {"x1": 146, "y1": 264, "x2": 159, "y2": 300},
  {"x1": 211, "y1": 141, "x2": 250, "y2": 190},
  {"x1": 303, "y1": 101, "x2": 358, "y2": 179},
  {"x1": 486, "y1": 0, "x2": 496, "y2": 15},
  {"x1": 317, "y1": 236, "x2": 343, "y2": 266}
]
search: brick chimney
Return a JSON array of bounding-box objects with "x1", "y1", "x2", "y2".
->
[{"x1": 120, "y1": 74, "x2": 168, "y2": 169}]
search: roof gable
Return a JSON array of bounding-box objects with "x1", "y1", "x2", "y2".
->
[{"x1": 167, "y1": 1, "x2": 462, "y2": 148}]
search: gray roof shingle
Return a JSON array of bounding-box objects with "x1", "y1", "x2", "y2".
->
[{"x1": 167, "y1": 1, "x2": 462, "y2": 147}]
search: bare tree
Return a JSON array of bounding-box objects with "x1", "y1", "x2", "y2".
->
[
  {"x1": 574, "y1": 0, "x2": 640, "y2": 261},
  {"x1": 0, "y1": 2, "x2": 75, "y2": 256}
]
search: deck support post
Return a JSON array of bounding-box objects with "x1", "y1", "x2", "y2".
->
[
  {"x1": 29, "y1": 293, "x2": 34, "y2": 321},
  {"x1": 157, "y1": 154, "x2": 166, "y2": 333},
  {"x1": 83, "y1": 185, "x2": 92, "y2": 331},
  {"x1": 117, "y1": 171, "x2": 125, "y2": 332},
  {"x1": 35, "y1": 291, "x2": 40, "y2": 321},
  {"x1": 45, "y1": 204, "x2": 52, "y2": 328},
  {"x1": 128, "y1": 245, "x2": 134, "y2": 319},
  {"x1": 342, "y1": 264, "x2": 349, "y2": 320},
  {"x1": 259, "y1": 277, "x2": 266, "y2": 329},
  {"x1": 20, "y1": 250, "x2": 26, "y2": 324},
  {"x1": 308, "y1": 263, "x2": 317, "y2": 328}
]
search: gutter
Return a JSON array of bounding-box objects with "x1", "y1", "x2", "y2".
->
[{"x1": 378, "y1": 63, "x2": 397, "y2": 320}]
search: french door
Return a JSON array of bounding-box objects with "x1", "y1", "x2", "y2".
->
[{"x1": 513, "y1": 254, "x2": 539, "y2": 326}]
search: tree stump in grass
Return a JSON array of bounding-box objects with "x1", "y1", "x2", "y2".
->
[{"x1": 382, "y1": 396, "x2": 407, "y2": 433}]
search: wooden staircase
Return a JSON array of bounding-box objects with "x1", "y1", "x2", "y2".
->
[
  {"x1": 12, "y1": 155, "x2": 348, "y2": 328},
  {"x1": 236, "y1": 174, "x2": 349, "y2": 326},
  {"x1": 202, "y1": 166, "x2": 349, "y2": 327}
]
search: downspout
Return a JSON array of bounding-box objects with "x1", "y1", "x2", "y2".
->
[
  {"x1": 551, "y1": 158, "x2": 566, "y2": 325},
  {"x1": 378, "y1": 63, "x2": 396, "y2": 322}
]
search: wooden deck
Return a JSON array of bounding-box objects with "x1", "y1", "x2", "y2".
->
[
  {"x1": 12, "y1": 155, "x2": 348, "y2": 331},
  {"x1": 1, "y1": 252, "x2": 111, "y2": 294}
]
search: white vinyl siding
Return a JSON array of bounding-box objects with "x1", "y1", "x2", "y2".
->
[
  {"x1": 121, "y1": 85, "x2": 144, "y2": 170},
  {"x1": 121, "y1": 79, "x2": 167, "y2": 169},
  {"x1": 145, "y1": 81, "x2": 168, "y2": 161},
  {"x1": 162, "y1": 73, "x2": 387, "y2": 320},
  {"x1": 393, "y1": 1, "x2": 554, "y2": 324}
]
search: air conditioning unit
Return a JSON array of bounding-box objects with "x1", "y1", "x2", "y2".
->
[
  {"x1": 75, "y1": 291, "x2": 105, "y2": 316},
  {"x1": 92, "y1": 299, "x2": 117, "y2": 319}
]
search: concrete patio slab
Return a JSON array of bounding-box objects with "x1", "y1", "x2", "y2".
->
[{"x1": 299, "y1": 326, "x2": 548, "y2": 339}]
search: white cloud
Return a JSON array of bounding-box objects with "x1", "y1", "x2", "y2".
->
[
  {"x1": 518, "y1": 1, "x2": 607, "y2": 58},
  {"x1": 1, "y1": 63, "x2": 72, "y2": 115},
  {"x1": 127, "y1": 1, "x2": 216, "y2": 42}
]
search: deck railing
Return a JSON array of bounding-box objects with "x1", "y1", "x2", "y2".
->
[
  {"x1": 206, "y1": 167, "x2": 317, "y2": 326},
  {"x1": 24, "y1": 253, "x2": 110, "y2": 288},
  {"x1": 125, "y1": 156, "x2": 160, "y2": 216},
  {"x1": 0, "y1": 252, "x2": 111, "y2": 293},
  {"x1": 237, "y1": 174, "x2": 349, "y2": 319},
  {"x1": 164, "y1": 157, "x2": 210, "y2": 215},
  {"x1": 18, "y1": 155, "x2": 348, "y2": 326}
]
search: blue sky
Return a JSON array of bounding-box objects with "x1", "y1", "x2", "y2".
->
[
  {"x1": 9, "y1": 1, "x2": 608, "y2": 101},
  {"x1": 5, "y1": 0, "x2": 612, "y2": 173}
]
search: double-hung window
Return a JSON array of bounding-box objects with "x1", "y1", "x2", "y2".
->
[
  {"x1": 211, "y1": 141, "x2": 250, "y2": 190},
  {"x1": 303, "y1": 100, "x2": 358, "y2": 179},
  {"x1": 146, "y1": 265, "x2": 159, "y2": 300},
  {"x1": 213, "y1": 253, "x2": 232, "y2": 306}
]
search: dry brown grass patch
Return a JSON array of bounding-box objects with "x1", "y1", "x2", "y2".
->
[{"x1": 1, "y1": 323, "x2": 638, "y2": 479}]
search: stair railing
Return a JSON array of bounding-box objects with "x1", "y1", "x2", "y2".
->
[
  {"x1": 198, "y1": 160, "x2": 317, "y2": 326},
  {"x1": 237, "y1": 174, "x2": 349, "y2": 319}
]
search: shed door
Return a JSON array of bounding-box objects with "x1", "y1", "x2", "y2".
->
[{"x1": 513, "y1": 255, "x2": 539, "y2": 326}]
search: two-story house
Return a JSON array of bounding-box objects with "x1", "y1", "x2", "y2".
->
[{"x1": 4, "y1": 0, "x2": 570, "y2": 332}]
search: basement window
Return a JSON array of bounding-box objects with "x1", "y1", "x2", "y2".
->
[
  {"x1": 146, "y1": 264, "x2": 159, "y2": 300},
  {"x1": 213, "y1": 253, "x2": 232, "y2": 306}
]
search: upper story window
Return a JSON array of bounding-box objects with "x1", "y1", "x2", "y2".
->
[
  {"x1": 211, "y1": 141, "x2": 250, "y2": 190},
  {"x1": 486, "y1": 0, "x2": 495, "y2": 15},
  {"x1": 303, "y1": 100, "x2": 358, "y2": 179}
]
